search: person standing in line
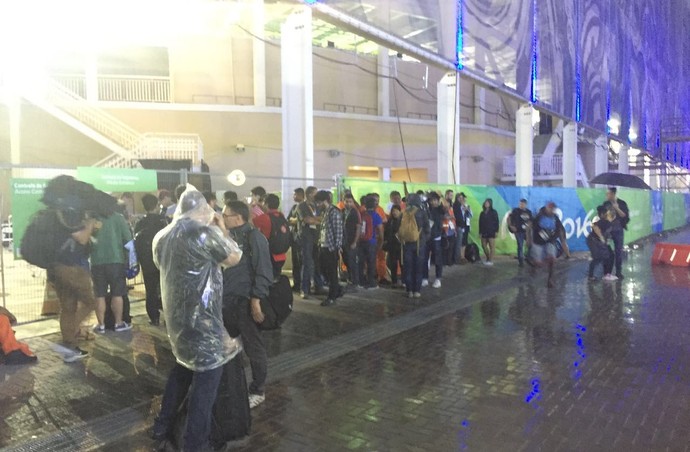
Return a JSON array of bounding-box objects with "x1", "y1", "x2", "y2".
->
[
  {"x1": 134, "y1": 194, "x2": 168, "y2": 325},
  {"x1": 422, "y1": 192, "x2": 446, "y2": 288},
  {"x1": 287, "y1": 188, "x2": 305, "y2": 292},
  {"x1": 222, "y1": 201, "x2": 273, "y2": 409},
  {"x1": 315, "y1": 191, "x2": 344, "y2": 306},
  {"x1": 359, "y1": 196, "x2": 384, "y2": 289},
  {"x1": 342, "y1": 193, "x2": 362, "y2": 289},
  {"x1": 399, "y1": 194, "x2": 430, "y2": 298},
  {"x1": 152, "y1": 188, "x2": 242, "y2": 451},
  {"x1": 453, "y1": 193, "x2": 472, "y2": 264},
  {"x1": 298, "y1": 186, "x2": 325, "y2": 299},
  {"x1": 370, "y1": 193, "x2": 390, "y2": 285},
  {"x1": 603, "y1": 187, "x2": 630, "y2": 280},
  {"x1": 508, "y1": 198, "x2": 533, "y2": 267},
  {"x1": 249, "y1": 186, "x2": 267, "y2": 224},
  {"x1": 50, "y1": 214, "x2": 98, "y2": 362},
  {"x1": 253, "y1": 194, "x2": 289, "y2": 278},
  {"x1": 478, "y1": 198, "x2": 499, "y2": 266},
  {"x1": 158, "y1": 190, "x2": 173, "y2": 218},
  {"x1": 384, "y1": 205, "x2": 403, "y2": 288},
  {"x1": 91, "y1": 207, "x2": 133, "y2": 333}
]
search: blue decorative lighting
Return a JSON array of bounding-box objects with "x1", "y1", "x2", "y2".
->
[
  {"x1": 574, "y1": 0, "x2": 581, "y2": 122},
  {"x1": 456, "y1": 0, "x2": 464, "y2": 70},
  {"x1": 530, "y1": 0, "x2": 538, "y2": 103},
  {"x1": 605, "y1": 88, "x2": 611, "y2": 134},
  {"x1": 304, "y1": 0, "x2": 318, "y2": 4}
]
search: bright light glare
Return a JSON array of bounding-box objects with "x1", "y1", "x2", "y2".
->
[
  {"x1": 607, "y1": 118, "x2": 620, "y2": 134},
  {"x1": 0, "y1": 0, "x2": 242, "y2": 77},
  {"x1": 628, "y1": 130, "x2": 638, "y2": 142}
]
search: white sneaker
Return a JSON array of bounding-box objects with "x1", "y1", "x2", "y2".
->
[
  {"x1": 413, "y1": 292, "x2": 421, "y2": 298},
  {"x1": 92, "y1": 324, "x2": 105, "y2": 334},
  {"x1": 421, "y1": 279, "x2": 429, "y2": 288},
  {"x1": 484, "y1": 261, "x2": 494, "y2": 266},
  {"x1": 114, "y1": 322, "x2": 132, "y2": 332},
  {"x1": 249, "y1": 393, "x2": 265, "y2": 409},
  {"x1": 432, "y1": 279, "x2": 442, "y2": 288},
  {"x1": 603, "y1": 274, "x2": 618, "y2": 281},
  {"x1": 407, "y1": 292, "x2": 414, "y2": 299},
  {"x1": 52, "y1": 344, "x2": 88, "y2": 363}
]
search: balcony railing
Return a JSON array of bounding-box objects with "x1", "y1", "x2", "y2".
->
[
  {"x1": 53, "y1": 74, "x2": 172, "y2": 103},
  {"x1": 503, "y1": 154, "x2": 588, "y2": 187}
]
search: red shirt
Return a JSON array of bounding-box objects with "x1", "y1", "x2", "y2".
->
[{"x1": 253, "y1": 210, "x2": 287, "y2": 262}]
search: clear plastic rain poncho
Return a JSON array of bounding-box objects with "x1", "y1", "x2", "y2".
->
[{"x1": 153, "y1": 185, "x2": 242, "y2": 372}]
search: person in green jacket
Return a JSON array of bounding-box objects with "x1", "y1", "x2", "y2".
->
[{"x1": 91, "y1": 210, "x2": 133, "y2": 333}]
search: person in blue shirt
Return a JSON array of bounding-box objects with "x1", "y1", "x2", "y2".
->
[{"x1": 358, "y1": 196, "x2": 384, "y2": 289}]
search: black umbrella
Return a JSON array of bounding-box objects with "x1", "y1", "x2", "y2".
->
[
  {"x1": 41, "y1": 175, "x2": 118, "y2": 218},
  {"x1": 590, "y1": 172, "x2": 652, "y2": 190}
]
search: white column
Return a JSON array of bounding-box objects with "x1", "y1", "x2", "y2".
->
[
  {"x1": 562, "y1": 122, "x2": 578, "y2": 187},
  {"x1": 9, "y1": 94, "x2": 20, "y2": 165},
  {"x1": 437, "y1": 72, "x2": 460, "y2": 184},
  {"x1": 377, "y1": 47, "x2": 390, "y2": 117},
  {"x1": 281, "y1": 8, "x2": 314, "y2": 196},
  {"x1": 515, "y1": 104, "x2": 535, "y2": 186},
  {"x1": 252, "y1": 0, "x2": 266, "y2": 107},
  {"x1": 85, "y1": 54, "x2": 98, "y2": 102},
  {"x1": 643, "y1": 156, "x2": 652, "y2": 188},
  {"x1": 473, "y1": 85, "x2": 485, "y2": 125},
  {"x1": 618, "y1": 145, "x2": 629, "y2": 174},
  {"x1": 594, "y1": 135, "x2": 609, "y2": 178}
]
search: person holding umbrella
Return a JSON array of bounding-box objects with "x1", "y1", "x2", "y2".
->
[{"x1": 603, "y1": 187, "x2": 629, "y2": 280}]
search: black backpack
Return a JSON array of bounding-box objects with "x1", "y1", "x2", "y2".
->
[
  {"x1": 21, "y1": 209, "x2": 62, "y2": 269},
  {"x1": 465, "y1": 242, "x2": 480, "y2": 263},
  {"x1": 134, "y1": 215, "x2": 167, "y2": 270},
  {"x1": 258, "y1": 275, "x2": 293, "y2": 330},
  {"x1": 268, "y1": 213, "x2": 291, "y2": 255}
]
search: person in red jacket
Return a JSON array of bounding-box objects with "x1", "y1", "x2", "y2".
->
[{"x1": 253, "y1": 194, "x2": 288, "y2": 278}]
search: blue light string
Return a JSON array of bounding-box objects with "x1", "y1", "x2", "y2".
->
[
  {"x1": 456, "y1": 0, "x2": 464, "y2": 70},
  {"x1": 574, "y1": 0, "x2": 581, "y2": 122},
  {"x1": 530, "y1": 0, "x2": 538, "y2": 103}
]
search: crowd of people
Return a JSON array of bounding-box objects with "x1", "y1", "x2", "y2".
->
[{"x1": 5, "y1": 177, "x2": 631, "y2": 450}]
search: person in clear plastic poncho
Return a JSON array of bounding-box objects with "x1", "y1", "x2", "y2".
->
[{"x1": 152, "y1": 185, "x2": 243, "y2": 450}]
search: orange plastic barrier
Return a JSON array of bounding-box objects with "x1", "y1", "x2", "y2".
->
[{"x1": 651, "y1": 243, "x2": 690, "y2": 267}]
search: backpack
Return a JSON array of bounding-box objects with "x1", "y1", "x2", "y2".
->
[
  {"x1": 359, "y1": 211, "x2": 374, "y2": 242},
  {"x1": 258, "y1": 275, "x2": 293, "y2": 330},
  {"x1": 134, "y1": 215, "x2": 167, "y2": 271},
  {"x1": 21, "y1": 209, "x2": 62, "y2": 269},
  {"x1": 398, "y1": 207, "x2": 420, "y2": 243},
  {"x1": 465, "y1": 242, "x2": 480, "y2": 263},
  {"x1": 268, "y1": 213, "x2": 291, "y2": 255}
]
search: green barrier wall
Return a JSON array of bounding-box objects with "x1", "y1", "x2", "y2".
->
[{"x1": 341, "y1": 178, "x2": 689, "y2": 254}]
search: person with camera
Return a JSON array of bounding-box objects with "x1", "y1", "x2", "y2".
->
[{"x1": 508, "y1": 198, "x2": 533, "y2": 267}]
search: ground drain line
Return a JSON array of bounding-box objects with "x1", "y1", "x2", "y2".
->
[{"x1": 8, "y1": 260, "x2": 584, "y2": 452}]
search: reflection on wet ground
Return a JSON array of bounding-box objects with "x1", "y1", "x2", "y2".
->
[{"x1": 3, "y1": 231, "x2": 690, "y2": 451}]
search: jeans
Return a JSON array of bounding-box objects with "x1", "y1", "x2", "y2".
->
[
  {"x1": 589, "y1": 245, "x2": 614, "y2": 277},
  {"x1": 387, "y1": 244, "x2": 402, "y2": 284},
  {"x1": 300, "y1": 232, "x2": 324, "y2": 294},
  {"x1": 453, "y1": 229, "x2": 464, "y2": 264},
  {"x1": 611, "y1": 229, "x2": 625, "y2": 276},
  {"x1": 142, "y1": 268, "x2": 162, "y2": 323},
  {"x1": 515, "y1": 231, "x2": 526, "y2": 264},
  {"x1": 422, "y1": 239, "x2": 443, "y2": 280},
  {"x1": 155, "y1": 363, "x2": 224, "y2": 451},
  {"x1": 358, "y1": 241, "x2": 377, "y2": 287},
  {"x1": 403, "y1": 242, "x2": 426, "y2": 292},
  {"x1": 343, "y1": 246, "x2": 360, "y2": 286},
  {"x1": 236, "y1": 297, "x2": 267, "y2": 395},
  {"x1": 444, "y1": 235, "x2": 456, "y2": 265},
  {"x1": 320, "y1": 248, "x2": 341, "y2": 299},
  {"x1": 291, "y1": 239, "x2": 302, "y2": 290}
]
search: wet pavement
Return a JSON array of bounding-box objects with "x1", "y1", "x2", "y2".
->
[{"x1": 2, "y1": 230, "x2": 690, "y2": 451}]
